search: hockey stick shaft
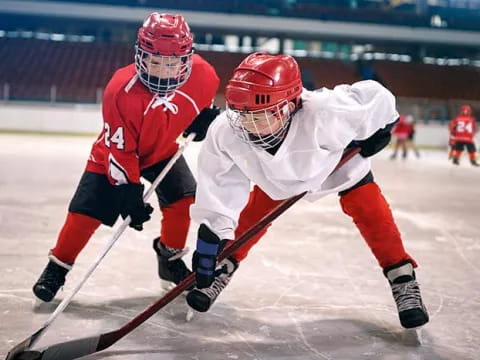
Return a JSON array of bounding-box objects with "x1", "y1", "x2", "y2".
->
[
  {"x1": 5, "y1": 133, "x2": 196, "y2": 360},
  {"x1": 11, "y1": 147, "x2": 360, "y2": 360},
  {"x1": 41, "y1": 132, "x2": 197, "y2": 332},
  {"x1": 100, "y1": 147, "x2": 362, "y2": 343}
]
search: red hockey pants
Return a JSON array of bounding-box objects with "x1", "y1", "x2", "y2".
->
[{"x1": 230, "y1": 183, "x2": 416, "y2": 269}]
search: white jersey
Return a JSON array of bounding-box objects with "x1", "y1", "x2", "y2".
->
[{"x1": 191, "y1": 80, "x2": 399, "y2": 240}]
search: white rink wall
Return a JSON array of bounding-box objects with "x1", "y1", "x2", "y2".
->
[
  {"x1": 0, "y1": 102, "x2": 102, "y2": 135},
  {"x1": 0, "y1": 102, "x2": 466, "y2": 147}
]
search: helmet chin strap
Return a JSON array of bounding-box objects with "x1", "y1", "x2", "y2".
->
[{"x1": 282, "y1": 103, "x2": 290, "y2": 118}]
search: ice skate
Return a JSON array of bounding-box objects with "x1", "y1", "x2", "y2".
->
[
  {"x1": 153, "y1": 237, "x2": 191, "y2": 290},
  {"x1": 386, "y1": 262, "x2": 429, "y2": 329},
  {"x1": 186, "y1": 257, "x2": 238, "y2": 312},
  {"x1": 32, "y1": 256, "x2": 71, "y2": 302}
]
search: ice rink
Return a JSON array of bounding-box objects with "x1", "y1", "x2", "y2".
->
[{"x1": 1, "y1": 133, "x2": 479, "y2": 360}]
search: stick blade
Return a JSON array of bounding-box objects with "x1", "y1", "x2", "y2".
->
[
  {"x1": 5, "y1": 328, "x2": 45, "y2": 360},
  {"x1": 6, "y1": 351, "x2": 42, "y2": 360},
  {"x1": 35, "y1": 334, "x2": 101, "y2": 360},
  {"x1": 7, "y1": 334, "x2": 102, "y2": 360},
  {"x1": 5, "y1": 341, "x2": 29, "y2": 360}
]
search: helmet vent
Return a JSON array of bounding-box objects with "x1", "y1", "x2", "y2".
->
[{"x1": 255, "y1": 94, "x2": 270, "y2": 105}]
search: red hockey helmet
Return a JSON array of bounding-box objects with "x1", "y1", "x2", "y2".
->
[
  {"x1": 135, "y1": 13, "x2": 194, "y2": 94},
  {"x1": 460, "y1": 104, "x2": 472, "y2": 116},
  {"x1": 137, "y1": 13, "x2": 193, "y2": 56},
  {"x1": 225, "y1": 53, "x2": 303, "y2": 149},
  {"x1": 226, "y1": 52, "x2": 302, "y2": 111}
]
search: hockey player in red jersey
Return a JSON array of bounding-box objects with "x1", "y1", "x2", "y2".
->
[
  {"x1": 186, "y1": 53, "x2": 428, "y2": 330},
  {"x1": 32, "y1": 13, "x2": 220, "y2": 302},
  {"x1": 405, "y1": 115, "x2": 421, "y2": 158},
  {"x1": 449, "y1": 105, "x2": 478, "y2": 166},
  {"x1": 390, "y1": 114, "x2": 418, "y2": 160}
]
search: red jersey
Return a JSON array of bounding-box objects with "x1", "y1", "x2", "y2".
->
[
  {"x1": 86, "y1": 54, "x2": 219, "y2": 184},
  {"x1": 392, "y1": 115, "x2": 413, "y2": 140},
  {"x1": 449, "y1": 115, "x2": 477, "y2": 143}
]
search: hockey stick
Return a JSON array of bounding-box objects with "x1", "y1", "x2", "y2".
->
[
  {"x1": 5, "y1": 133, "x2": 197, "y2": 360},
  {"x1": 7, "y1": 146, "x2": 360, "y2": 360}
]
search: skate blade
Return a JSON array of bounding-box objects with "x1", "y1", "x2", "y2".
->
[
  {"x1": 32, "y1": 298, "x2": 45, "y2": 308},
  {"x1": 160, "y1": 280, "x2": 175, "y2": 292},
  {"x1": 403, "y1": 327, "x2": 423, "y2": 346},
  {"x1": 32, "y1": 298, "x2": 59, "y2": 313},
  {"x1": 159, "y1": 280, "x2": 191, "y2": 298},
  {"x1": 185, "y1": 308, "x2": 197, "y2": 322}
]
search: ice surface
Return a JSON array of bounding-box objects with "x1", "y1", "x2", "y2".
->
[{"x1": 1, "y1": 133, "x2": 479, "y2": 359}]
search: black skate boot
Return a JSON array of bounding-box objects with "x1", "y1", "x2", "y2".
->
[
  {"x1": 186, "y1": 257, "x2": 238, "y2": 312},
  {"x1": 153, "y1": 237, "x2": 191, "y2": 286},
  {"x1": 470, "y1": 159, "x2": 479, "y2": 167},
  {"x1": 385, "y1": 261, "x2": 429, "y2": 329},
  {"x1": 32, "y1": 256, "x2": 71, "y2": 302},
  {"x1": 452, "y1": 157, "x2": 460, "y2": 165}
]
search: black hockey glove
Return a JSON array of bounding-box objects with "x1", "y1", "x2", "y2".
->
[
  {"x1": 192, "y1": 224, "x2": 228, "y2": 288},
  {"x1": 351, "y1": 118, "x2": 398, "y2": 157},
  {"x1": 183, "y1": 106, "x2": 220, "y2": 142},
  {"x1": 117, "y1": 183, "x2": 154, "y2": 231}
]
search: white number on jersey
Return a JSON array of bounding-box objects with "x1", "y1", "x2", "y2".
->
[
  {"x1": 457, "y1": 121, "x2": 473, "y2": 134},
  {"x1": 104, "y1": 123, "x2": 125, "y2": 150}
]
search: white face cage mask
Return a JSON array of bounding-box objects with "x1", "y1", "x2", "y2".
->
[
  {"x1": 134, "y1": 45, "x2": 193, "y2": 95},
  {"x1": 227, "y1": 100, "x2": 292, "y2": 150}
]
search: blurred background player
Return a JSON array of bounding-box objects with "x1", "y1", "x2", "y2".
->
[
  {"x1": 32, "y1": 12, "x2": 220, "y2": 302},
  {"x1": 449, "y1": 104, "x2": 478, "y2": 166},
  {"x1": 390, "y1": 114, "x2": 419, "y2": 160},
  {"x1": 186, "y1": 53, "x2": 429, "y2": 330},
  {"x1": 405, "y1": 114, "x2": 421, "y2": 158},
  {"x1": 448, "y1": 131, "x2": 456, "y2": 160}
]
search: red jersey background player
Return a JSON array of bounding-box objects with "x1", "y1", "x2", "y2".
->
[
  {"x1": 32, "y1": 13, "x2": 220, "y2": 302},
  {"x1": 449, "y1": 105, "x2": 478, "y2": 166},
  {"x1": 390, "y1": 114, "x2": 419, "y2": 160}
]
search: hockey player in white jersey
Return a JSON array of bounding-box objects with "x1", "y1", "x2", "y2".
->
[{"x1": 186, "y1": 52, "x2": 429, "y2": 329}]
